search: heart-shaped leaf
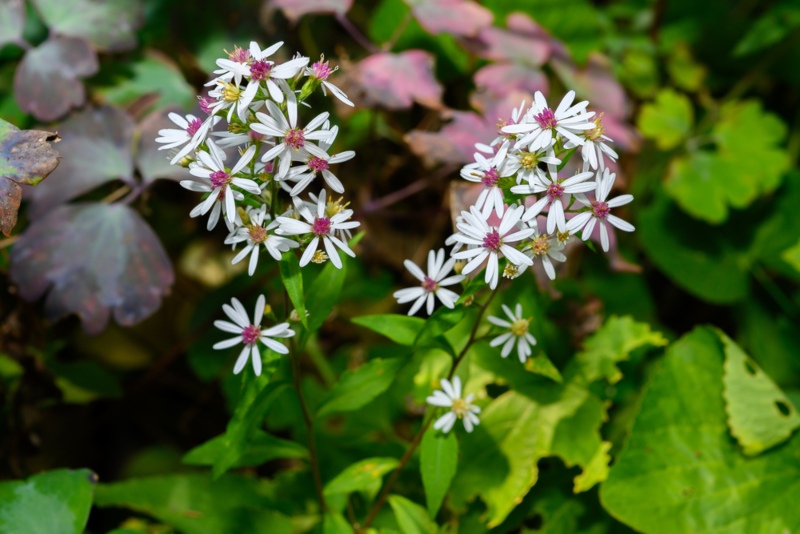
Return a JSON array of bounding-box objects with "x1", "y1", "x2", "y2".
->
[
  {"x1": 13, "y1": 36, "x2": 98, "y2": 121},
  {"x1": 406, "y1": 0, "x2": 492, "y2": 37},
  {"x1": 0, "y1": 0, "x2": 25, "y2": 47},
  {"x1": 271, "y1": 0, "x2": 352, "y2": 21},
  {"x1": 26, "y1": 106, "x2": 135, "y2": 216},
  {"x1": 355, "y1": 50, "x2": 443, "y2": 110},
  {"x1": 11, "y1": 203, "x2": 174, "y2": 335}
]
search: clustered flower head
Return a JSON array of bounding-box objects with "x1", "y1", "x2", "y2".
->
[{"x1": 156, "y1": 42, "x2": 358, "y2": 375}]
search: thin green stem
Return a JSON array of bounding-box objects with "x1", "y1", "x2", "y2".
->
[{"x1": 753, "y1": 265, "x2": 799, "y2": 320}]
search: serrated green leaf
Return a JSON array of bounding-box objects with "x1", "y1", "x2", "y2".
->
[
  {"x1": 637, "y1": 89, "x2": 693, "y2": 150},
  {"x1": 317, "y1": 357, "x2": 405, "y2": 417},
  {"x1": 183, "y1": 429, "x2": 308, "y2": 468},
  {"x1": 420, "y1": 428, "x2": 458, "y2": 517},
  {"x1": 0, "y1": 468, "x2": 96, "y2": 534},
  {"x1": 324, "y1": 457, "x2": 399, "y2": 496},
  {"x1": 280, "y1": 252, "x2": 307, "y2": 328},
  {"x1": 351, "y1": 314, "x2": 425, "y2": 345}
]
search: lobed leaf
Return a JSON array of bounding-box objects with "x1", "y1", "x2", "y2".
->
[
  {"x1": 637, "y1": 89, "x2": 694, "y2": 150},
  {"x1": 316, "y1": 357, "x2": 405, "y2": 417},
  {"x1": 135, "y1": 108, "x2": 193, "y2": 184},
  {"x1": 31, "y1": 0, "x2": 144, "y2": 52},
  {"x1": 406, "y1": 0, "x2": 492, "y2": 37},
  {"x1": 355, "y1": 50, "x2": 443, "y2": 110},
  {"x1": 271, "y1": 0, "x2": 353, "y2": 21}
]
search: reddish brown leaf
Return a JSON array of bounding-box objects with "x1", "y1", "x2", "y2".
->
[
  {"x1": 473, "y1": 63, "x2": 548, "y2": 99},
  {"x1": 551, "y1": 54, "x2": 629, "y2": 119},
  {"x1": 407, "y1": 0, "x2": 492, "y2": 37},
  {"x1": 270, "y1": 0, "x2": 352, "y2": 21},
  {"x1": 30, "y1": 0, "x2": 143, "y2": 52},
  {"x1": 0, "y1": 179, "x2": 21, "y2": 237},
  {"x1": 473, "y1": 12, "x2": 551, "y2": 66},
  {"x1": 135, "y1": 108, "x2": 193, "y2": 184},
  {"x1": 355, "y1": 50, "x2": 443, "y2": 110}
]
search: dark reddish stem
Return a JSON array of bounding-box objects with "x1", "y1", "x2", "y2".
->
[{"x1": 335, "y1": 14, "x2": 379, "y2": 54}]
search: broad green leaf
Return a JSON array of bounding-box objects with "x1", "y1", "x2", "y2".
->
[
  {"x1": 305, "y1": 258, "x2": 347, "y2": 333},
  {"x1": 183, "y1": 429, "x2": 308, "y2": 468},
  {"x1": 720, "y1": 331, "x2": 800, "y2": 455},
  {"x1": 280, "y1": 252, "x2": 308, "y2": 328},
  {"x1": 49, "y1": 359, "x2": 122, "y2": 403},
  {"x1": 524, "y1": 489, "x2": 586, "y2": 534},
  {"x1": 601, "y1": 327, "x2": 800, "y2": 533},
  {"x1": 781, "y1": 238, "x2": 800, "y2": 274},
  {"x1": 525, "y1": 354, "x2": 563, "y2": 383},
  {"x1": 0, "y1": 468, "x2": 96, "y2": 534},
  {"x1": 323, "y1": 457, "x2": 399, "y2": 496},
  {"x1": 420, "y1": 428, "x2": 458, "y2": 517},
  {"x1": 94, "y1": 474, "x2": 292, "y2": 534},
  {"x1": 572, "y1": 441, "x2": 611, "y2": 493},
  {"x1": 30, "y1": 0, "x2": 143, "y2": 52},
  {"x1": 637, "y1": 89, "x2": 693, "y2": 150},
  {"x1": 323, "y1": 513, "x2": 354, "y2": 534},
  {"x1": 550, "y1": 394, "x2": 608, "y2": 492},
  {"x1": 351, "y1": 314, "x2": 425, "y2": 345},
  {"x1": 414, "y1": 305, "x2": 466, "y2": 345},
  {"x1": 317, "y1": 357, "x2": 405, "y2": 417},
  {"x1": 388, "y1": 494, "x2": 438, "y2": 534},
  {"x1": 733, "y1": 0, "x2": 800, "y2": 56}
]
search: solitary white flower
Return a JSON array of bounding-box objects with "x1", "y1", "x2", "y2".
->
[
  {"x1": 488, "y1": 303, "x2": 537, "y2": 362},
  {"x1": 286, "y1": 125, "x2": 354, "y2": 196},
  {"x1": 306, "y1": 57, "x2": 354, "y2": 107},
  {"x1": 426, "y1": 377, "x2": 481, "y2": 433},
  {"x1": 275, "y1": 189, "x2": 360, "y2": 269},
  {"x1": 213, "y1": 295, "x2": 295, "y2": 376},
  {"x1": 565, "y1": 113, "x2": 618, "y2": 171},
  {"x1": 155, "y1": 112, "x2": 219, "y2": 165},
  {"x1": 225, "y1": 205, "x2": 299, "y2": 275},
  {"x1": 393, "y1": 248, "x2": 465, "y2": 316},
  {"x1": 451, "y1": 205, "x2": 534, "y2": 290},
  {"x1": 459, "y1": 153, "x2": 508, "y2": 218},
  {"x1": 566, "y1": 168, "x2": 634, "y2": 252},
  {"x1": 502, "y1": 91, "x2": 595, "y2": 151},
  {"x1": 512, "y1": 165, "x2": 595, "y2": 233}
]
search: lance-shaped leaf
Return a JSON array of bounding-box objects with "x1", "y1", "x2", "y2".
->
[
  {"x1": 0, "y1": 118, "x2": 60, "y2": 236},
  {"x1": 135, "y1": 108, "x2": 193, "y2": 184},
  {"x1": 13, "y1": 36, "x2": 98, "y2": 122},
  {"x1": 405, "y1": 0, "x2": 492, "y2": 37},
  {"x1": 26, "y1": 106, "x2": 135, "y2": 216},
  {"x1": 355, "y1": 50, "x2": 443, "y2": 110},
  {"x1": 0, "y1": 0, "x2": 25, "y2": 47},
  {"x1": 10, "y1": 203, "x2": 174, "y2": 335},
  {"x1": 30, "y1": 0, "x2": 143, "y2": 52},
  {"x1": 271, "y1": 0, "x2": 352, "y2": 21},
  {"x1": 420, "y1": 428, "x2": 458, "y2": 517}
]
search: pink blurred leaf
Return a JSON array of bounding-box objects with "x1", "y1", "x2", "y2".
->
[
  {"x1": 13, "y1": 36, "x2": 98, "y2": 122},
  {"x1": 406, "y1": 0, "x2": 492, "y2": 37},
  {"x1": 0, "y1": 0, "x2": 25, "y2": 47},
  {"x1": 30, "y1": 0, "x2": 143, "y2": 52},
  {"x1": 473, "y1": 63, "x2": 548, "y2": 99},
  {"x1": 11, "y1": 203, "x2": 174, "y2": 335},
  {"x1": 473, "y1": 12, "x2": 551, "y2": 66},
  {"x1": 551, "y1": 53, "x2": 629, "y2": 119},
  {"x1": 269, "y1": 0, "x2": 352, "y2": 21},
  {"x1": 27, "y1": 107, "x2": 135, "y2": 216},
  {"x1": 355, "y1": 50, "x2": 443, "y2": 110},
  {"x1": 135, "y1": 108, "x2": 193, "y2": 184}
]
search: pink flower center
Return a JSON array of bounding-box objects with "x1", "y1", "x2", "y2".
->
[
  {"x1": 534, "y1": 108, "x2": 557, "y2": 129},
  {"x1": 198, "y1": 96, "x2": 214, "y2": 114},
  {"x1": 308, "y1": 156, "x2": 329, "y2": 174},
  {"x1": 229, "y1": 48, "x2": 250, "y2": 63},
  {"x1": 483, "y1": 230, "x2": 502, "y2": 252},
  {"x1": 186, "y1": 118, "x2": 203, "y2": 137},
  {"x1": 422, "y1": 276, "x2": 438, "y2": 292},
  {"x1": 248, "y1": 225, "x2": 267, "y2": 244},
  {"x1": 250, "y1": 60, "x2": 272, "y2": 81},
  {"x1": 547, "y1": 183, "x2": 565, "y2": 201},
  {"x1": 242, "y1": 324, "x2": 261, "y2": 344},
  {"x1": 284, "y1": 128, "x2": 305, "y2": 149},
  {"x1": 312, "y1": 61, "x2": 333, "y2": 80},
  {"x1": 312, "y1": 216, "x2": 331, "y2": 236},
  {"x1": 481, "y1": 168, "x2": 499, "y2": 186},
  {"x1": 210, "y1": 170, "x2": 231, "y2": 189},
  {"x1": 592, "y1": 201, "x2": 610, "y2": 219},
  {"x1": 249, "y1": 130, "x2": 266, "y2": 142}
]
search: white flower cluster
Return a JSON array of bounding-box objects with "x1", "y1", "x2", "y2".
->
[{"x1": 156, "y1": 43, "x2": 358, "y2": 376}]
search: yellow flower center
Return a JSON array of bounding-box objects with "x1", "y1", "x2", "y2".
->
[
  {"x1": 503, "y1": 264, "x2": 519, "y2": 279},
  {"x1": 530, "y1": 235, "x2": 550, "y2": 257},
  {"x1": 311, "y1": 250, "x2": 328, "y2": 263},
  {"x1": 511, "y1": 318, "x2": 530, "y2": 337},
  {"x1": 586, "y1": 112, "x2": 606, "y2": 141},
  {"x1": 219, "y1": 81, "x2": 241, "y2": 102},
  {"x1": 556, "y1": 230, "x2": 570, "y2": 244},
  {"x1": 451, "y1": 398, "x2": 468, "y2": 418},
  {"x1": 520, "y1": 152, "x2": 539, "y2": 170}
]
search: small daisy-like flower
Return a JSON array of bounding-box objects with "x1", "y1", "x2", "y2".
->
[
  {"x1": 207, "y1": 77, "x2": 260, "y2": 124},
  {"x1": 426, "y1": 377, "x2": 481, "y2": 433},
  {"x1": 248, "y1": 42, "x2": 309, "y2": 103},
  {"x1": 451, "y1": 205, "x2": 534, "y2": 290},
  {"x1": 287, "y1": 125, "x2": 355, "y2": 196},
  {"x1": 512, "y1": 165, "x2": 595, "y2": 233},
  {"x1": 517, "y1": 219, "x2": 567, "y2": 280},
  {"x1": 155, "y1": 112, "x2": 219, "y2": 165},
  {"x1": 393, "y1": 248, "x2": 465, "y2": 316},
  {"x1": 487, "y1": 99, "x2": 529, "y2": 167},
  {"x1": 501, "y1": 139, "x2": 561, "y2": 185},
  {"x1": 307, "y1": 191, "x2": 355, "y2": 241},
  {"x1": 275, "y1": 189, "x2": 360, "y2": 269},
  {"x1": 566, "y1": 168, "x2": 634, "y2": 252},
  {"x1": 225, "y1": 205, "x2": 300, "y2": 275},
  {"x1": 459, "y1": 153, "x2": 508, "y2": 218},
  {"x1": 305, "y1": 56, "x2": 354, "y2": 107},
  {"x1": 212, "y1": 45, "x2": 252, "y2": 87},
  {"x1": 213, "y1": 295, "x2": 295, "y2": 376},
  {"x1": 488, "y1": 303, "x2": 537, "y2": 362},
  {"x1": 502, "y1": 91, "x2": 595, "y2": 151},
  {"x1": 565, "y1": 112, "x2": 618, "y2": 171}
]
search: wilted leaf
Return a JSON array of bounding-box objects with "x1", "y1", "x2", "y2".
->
[
  {"x1": 13, "y1": 36, "x2": 98, "y2": 122},
  {"x1": 26, "y1": 106, "x2": 135, "y2": 216},
  {"x1": 316, "y1": 357, "x2": 405, "y2": 417},
  {"x1": 355, "y1": 50, "x2": 443, "y2": 110},
  {"x1": 31, "y1": 0, "x2": 143, "y2": 52},
  {"x1": 420, "y1": 428, "x2": 457, "y2": 517},
  {"x1": 406, "y1": 0, "x2": 492, "y2": 37},
  {"x1": 270, "y1": 0, "x2": 353, "y2": 21},
  {"x1": 637, "y1": 89, "x2": 694, "y2": 150},
  {"x1": 135, "y1": 108, "x2": 193, "y2": 183},
  {"x1": 0, "y1": 0, "x2": 25, "y2": 47},
  {"x1": 11, "y1": 203, "x2": 174, "y2": 335}
]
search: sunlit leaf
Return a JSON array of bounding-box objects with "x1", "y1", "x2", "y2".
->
[
  {"x1": 405, "y1": 0, "x2": 492, "y2": 37},
  {"x1": 26, "y1": 106, "x2": 135, "y2": 216},
  {"x1": 13, "y1": 36, "x2": 98, "y2": 122},
  {"x1": 270, "y1": 0, "x2": 353, "y2": 21},
  {"x1": 637, "y1": 89, "x2": 694, "y2": 150},
  {"x1": 11, "y1": 203, "x2": 174, "y2": 335},
  {"x1": 30, "y1": 0, "x2": 144, "y2": 52},
  {"x1": 355, "y1": 50, "x2": 443, "y2": 110},
  {"x1": 316, "y1": 357, "x2": 405, "y2": 417},
  {"x1": 351, "y1": 314, "x2": 424, "y2": 345},
  {"x1": 0, "y1": 468, "x2": 97, "y2": 534},
  {"x1": 135, "y1": 108, "x2": 193, "y2": 184},
  {"x1": 388, "y1": 494, "x2": 437, "y2": 534},
  {"x1": 183, "y1": 428, "x2": 308, "y2": 468},
  {"x1": 0, "y1": 0, "x2": 25, "y2": 47},
  {"x1": 324, "y1": 457, "x2": 399, "y2": 496},
  {"x1": 420, "y1": 428, "x2": 457, "y2": 517}
]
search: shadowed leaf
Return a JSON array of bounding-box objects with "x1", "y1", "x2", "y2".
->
[
  {"x1": 270, "y1": 0, "x2": 352, "y2": 21},
  {"x1": 31, "y1": 0, "x2": 143, "y2": 51},
  {"x1": 474, "y1": 12, "x2": 551, "y2": 65},
  {"x1": 355, "y1": 50, "x2": 443, "y2": 110},
  {"x1": 551, "y1": 53, "x2": 628, "y2": 119},
  {"x1": 135, "y1": 108, "x2": 192, "y2": 184},
  {"x1": 406, "y1": 0, "x2": 492, "y2": 37},
  {"x1": 11, "y1": 203, "x2": 174, "y2": 335},
  {"x1": 0, "y1": 0, "x2": 25, "y2": 47},
  {"x1": 473, "y1": 63, "x2": 548, "y2": 99},
  {"x1": 13, "y1": 36, "x2": 98, "y2": 122}
]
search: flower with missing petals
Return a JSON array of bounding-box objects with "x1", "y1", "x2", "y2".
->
[
  {"x1": 393, "y1": 248, "x2": 465, "y2": 316},
  {"x1": 488, "y1": 303, "x2": 537, "y2": 362},
  {"x1": 502, "y1": 91, "x2": 595, "y2": 151},
  {"x1": 225, "y1": 205, "x2": 299, "y2": 275},
  {"x1": 213, "y1": 295, "x2": 295, "y2": 376},
  {"x1": 426, "y1": 377, "x2": 481, "y2": 433},
  {"x1": 156, "y1": 112, "x2": 219, "y2": 165},
  {"x1": 459, "y1": 152, "x2": 508, "y2": 218},
  {"x1": 566, "y1": 168, "x2": 634, "y2": 251},
  {"x1": 305, "y1": 57, "x2": 354, "y2": 106},
  {"x1": 565, "y1": 113, "x2": 618, "y2": 171}
]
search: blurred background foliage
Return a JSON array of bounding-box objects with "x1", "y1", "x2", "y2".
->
[{"x1": 2, "y1": 0, "x2": 800, "y2": 532}]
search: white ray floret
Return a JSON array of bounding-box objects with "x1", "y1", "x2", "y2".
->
[
  {"x1": 459, "y1": 152, "x2": 508, "y2": 218},
  {"x1": 393, "y1": 248, "x2": 465, "y2": 316},
  {"x1": 566, "y1": 168, "x2": 635, "y2": 251},
  {"x1": 512, "y1": 165, "x2": 595, "y2": 233},
  {"x1": 487, "y1": 303, "x2": 537, "y2": 362},
  {"x1": 502, "y1": 90, "x2": 596, "y2": 151},
  {"x1": 426, "y1": 376, "x2": 481, "y2": 433},
  {"x1": 225, "y1": 205, "x2": 300, "y2": 275},
  {"x1": 286, "y1": 125, "x2": 354, "y2": 196}
]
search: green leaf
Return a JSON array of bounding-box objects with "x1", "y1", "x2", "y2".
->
[
  {"x1": 48, "y1": 358, "x2": 122, "y2": 404},
  {"x1": 351, "y1": 314, "x2": 425, "y2": 345},
  {"x1": 420, "y1": 428, "x2": 458, "y2": 517},
  {"x1": 414, "y1": 305, "x2": 466, "y2": 345},
  {"x1": 733, "y1": 0, "x2": 800, "y2": 56},
  {"x1": 0, "y1": 468, "x2": 96, "y2": 534},
  {"x1": 781, "y1": 238, "x2": 800, "y2": 274},
  {"x1": 305, "y1": 259, "x2": 347, "y2": 333},
  {"x1": 666, "y1": 43, "x2": 706, "y2": 92},
  {"x1": 572, "y1": 441, "x2": 612, "y2": 493},
  {"x1": 280, "y1": 252, "x2": 308, "y2": 328},
  {"x1": 550, "y1": 394, "x2": 608, "y2": 492},
  {"x1": 323, "y1": 513, "x2": 355, "y2": 534},
  {"x1": 388, "y1": 494, "x2": 438, "y2": 534},
  {"x1": 721, "y1": 330, "x2": 800, "y2": 455},
  {"x1": 183, "y1": 429, "x2": 308, "y2": 468},
  {"x1": 323, "y1": 457, "x2": 399, "y2": 497},
  {"x1": 94, "y1": 474, "x2": 292, "y2": 534},
  {"x1": 600, "y1": 327, "x2": 800, "y2": 533},
  {"x1": 525, "y1": 354, "x2": 563, "y2": 383},
  {"x1": 317, "y1": 357, "x2": 405, "y2": 417},
  {"x1": 637, "y1": 89, "x2": 693, "y2": 150}
]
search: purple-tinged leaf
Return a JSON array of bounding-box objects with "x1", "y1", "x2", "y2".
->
[
  {"x1": 0, "y1": 0, "x2": 25, "y2": 47},
  {"x1": 26, "y1": 107, "x2": 136, "y2": 217},
  {"x1": 472, "y1": 12, "x2": 551, "y2": 66},
  {"x1": 11, "y1": 203, "x2": 174, "y2": 335},
  {"x1": 473, "y1": 63, "x2": 548, "y2": 99},
  {"x1": 406, "y1": 0, "x2": 492, "y2": 37},
  {"x1": 0, "y1": 118, "x2": 61, "y2": 235},
  {"x1": 270, "y1": 0, "x2": 352, "y2": 21},
  {"x1": 551, "y1": 54, "x2": 629, "y2": 119},
  {"x1": 13, "y1": 36, "x2": 98, "y2": 122},
  {"x1": 355, "y1": 50, "x2": 443, "y2": 110},
  {"x1": 30, "y1": 0, "x2": 143, "y2": 52},
  {"x1": 135, "y1": 108, "x2": 193, "y2": 184}
]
